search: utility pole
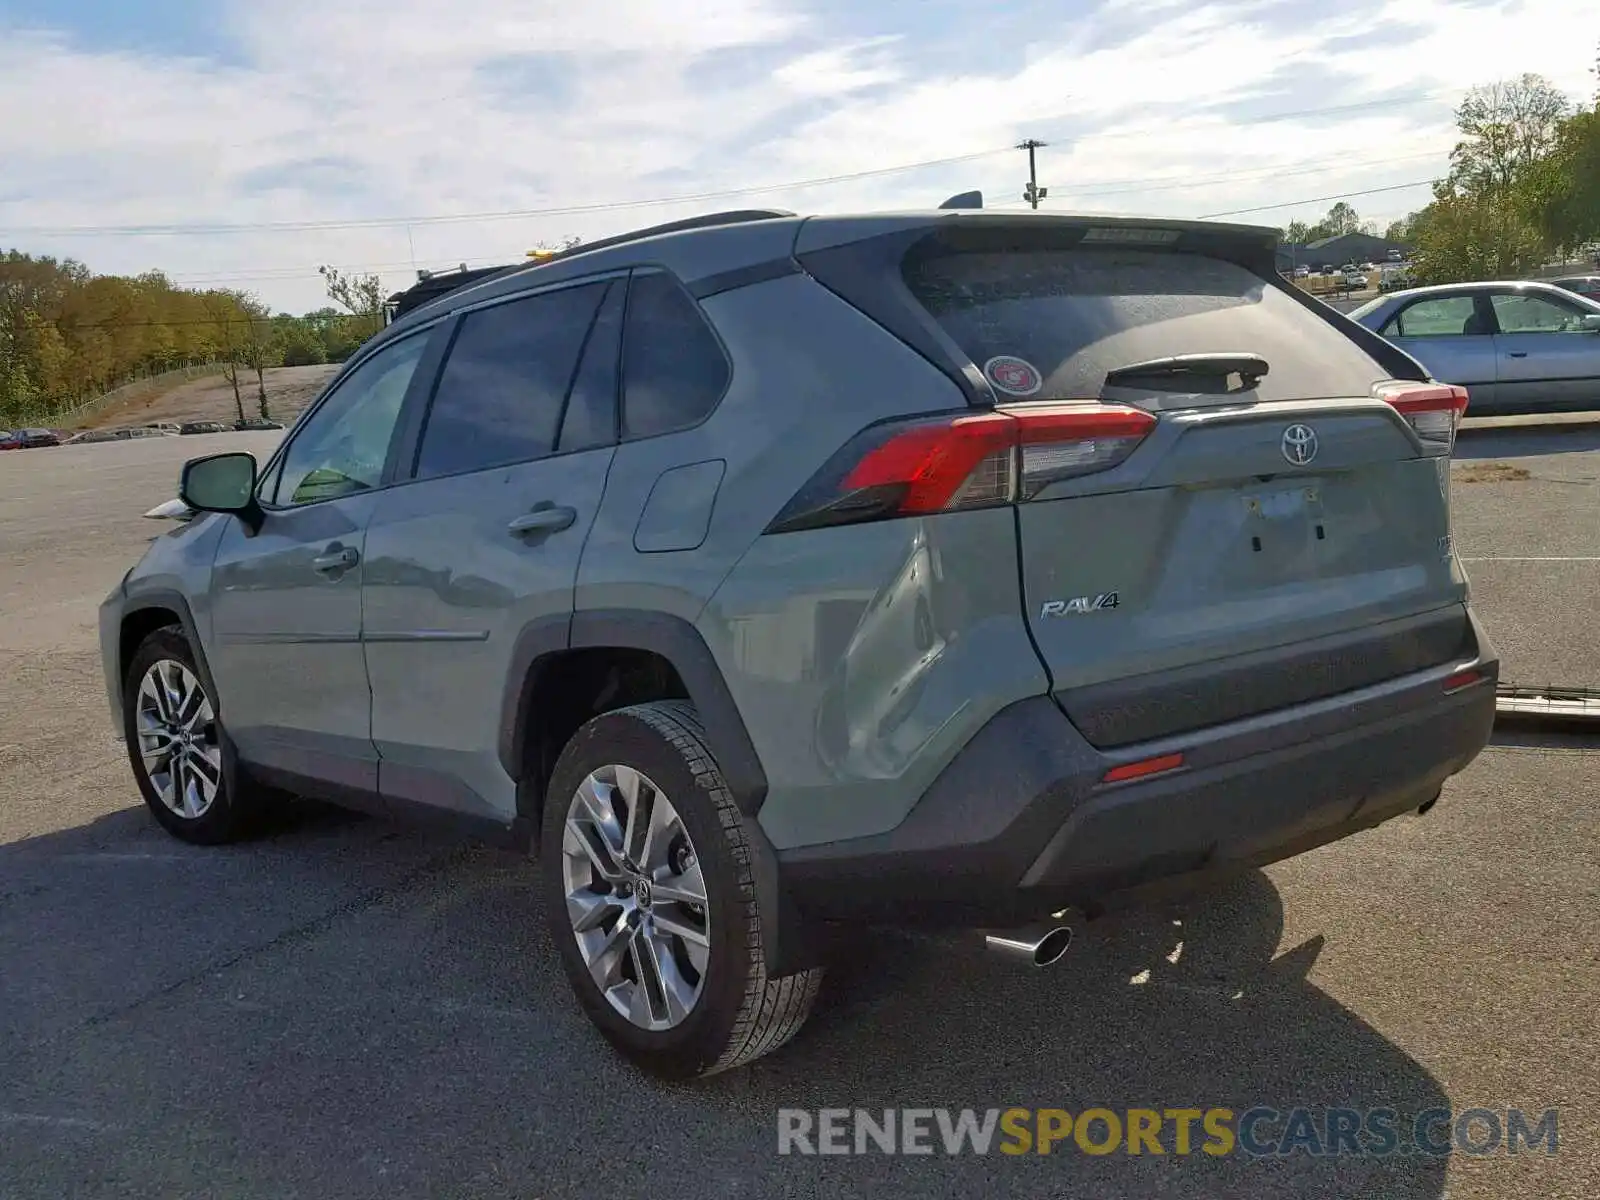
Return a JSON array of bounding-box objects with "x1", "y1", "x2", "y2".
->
[{"x1": 1018, "y1": 139, "x2": 1048, "y2": 209}]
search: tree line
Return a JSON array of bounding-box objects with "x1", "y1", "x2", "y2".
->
[
  {"x1": 1281, "y1": 64, "x2": 1600, "y2": 285},
  {"x1": 0, "y1": 254, "x2": 385, "y2": 427},
  {"x1": 0, "y1": 242, "x2": 583, "y2": 428}
]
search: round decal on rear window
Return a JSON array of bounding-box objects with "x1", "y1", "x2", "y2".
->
[{"x1": 983, "y1": 355, "x2": 1043, "y2": 397}]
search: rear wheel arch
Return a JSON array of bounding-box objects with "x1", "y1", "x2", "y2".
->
[{"x1": 500, "y1": 610, "x2": 769, "y2": 831}]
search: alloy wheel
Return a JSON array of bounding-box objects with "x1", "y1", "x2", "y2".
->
[
  {"x1": 134, "y1": 659, "x2": 222, "y2": 819},
  {"x1": 561, "y1": 764, "x2": 710, "y2": 1031}
]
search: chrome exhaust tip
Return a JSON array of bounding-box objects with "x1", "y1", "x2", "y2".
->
[{"x1": 985, "y1": 923, "x2": 1074, "y2": 967}]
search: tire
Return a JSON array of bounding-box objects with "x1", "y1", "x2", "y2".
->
[
  {"x1": 122, "y1": 624, "x2": 275, "y2": 845},
  {"x1": 540, "y1": 700, "x2": 823, "y2": 1079}
]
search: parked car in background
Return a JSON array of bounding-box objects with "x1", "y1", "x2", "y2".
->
[
  {"x1": 1378, "y1": 262, "x2": 1414, "y2": 293},
  {"x1": 179, "y1": 421, "x2": 230, "y2": 435},
  {"x1": 1350, "y1": 280, "x2": 1600, "y2": 415},
  {"x1": 1293, "y1": 266, "x2": 1311, "y2": 279},
  {"x1": 233, "y1": 418, "x2": 285, "y2": 431},
  {"x1": 1550, "y1": 275, "x2": 1600, "y2": 303},
  {"x1": 1, "y1": 428, "x2": 61, "y2": 449},
  {"x1": 63, "y1": 426, "x2": 169, "y2": 445}
]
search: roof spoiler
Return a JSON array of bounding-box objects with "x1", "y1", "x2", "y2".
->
[{"x1": 938, "y1": 190, "x2": 983, "y2": 210}]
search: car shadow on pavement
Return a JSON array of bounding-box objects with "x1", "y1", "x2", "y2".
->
[{"x1": 0, "y1": 807, "x2": 1452, "y2": 1200}]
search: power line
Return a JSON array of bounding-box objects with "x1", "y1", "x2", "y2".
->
[
  {"x1": 1057, "y1": 149, "x2": 1448, "y2": 199},
  {"x1": 0, "y1": 149, "x2": 1009, "y2": 239},
  {"x1": 162, "y1": 150, "x2": 1454, "y2": 287},
  {"x1": 1199, "y1": 179, "x2": 1438, "y2": 218},
  {"x1": 6, "y1": 174, "x2": 1450, "y2": 331},
  {"x1": 0, "y1": 89, "x2": 1465, "y2": 241}
]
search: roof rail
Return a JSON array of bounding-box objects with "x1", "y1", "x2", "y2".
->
[
  {"x1": 383, "y1": 208, "x2": 797, "y2": 324},
  {"x1": 526, "y1": 208, "x2": 796, "y2": 268},
  {"x1": 515, "y1": 209, "x2": 796, "y2": 272}
]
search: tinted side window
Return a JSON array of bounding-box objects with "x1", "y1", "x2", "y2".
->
[
  {"x1": 557, "y1": 281, "x2": 624, "y2": 453},
  {"x1": 273, "y1": 333, "x2": 427, "y2": 506},
  {"x1": 621, "y1": 272, "x2": 730, "y2": 440},
  {"x1": 415, "y1": 282, "x2": 608, "y2": 479}
]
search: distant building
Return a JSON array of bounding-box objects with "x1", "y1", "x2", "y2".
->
[{"x1": 1277, "y1": 232, "x2": 1413, "y2": 272}]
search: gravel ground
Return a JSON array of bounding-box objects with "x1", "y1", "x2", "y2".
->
[
  {"x1": 0, "y1": 428, "x2": 1595, "y2": 1199},
  {"x1": 79, "y1": 364, "x2": 339, "y2": 430}
]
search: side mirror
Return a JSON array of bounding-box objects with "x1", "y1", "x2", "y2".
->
[
  {"x1": 178, "y1": 452, "x2": 263, "y2": 534},
  {"x1": 1581, "y1": 313, "x2": 1600, "y2": 333}
]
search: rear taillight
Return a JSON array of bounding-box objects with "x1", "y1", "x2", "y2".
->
[
  {"x1": 767, "y1": 404, "x2": 1157, "y2": 533},
  {"x1": 1374, "y1": 381, "x2": 1469, "y2": 456}
]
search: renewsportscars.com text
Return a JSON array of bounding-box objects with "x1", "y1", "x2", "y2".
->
[{"x1": 776, "y1": 1106, "x2": 1560, "y2": 1158}]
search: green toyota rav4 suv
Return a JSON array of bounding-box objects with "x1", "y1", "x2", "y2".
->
[{"x1": 100, "y1": 207, "x2": 1497, "y2": 1078}]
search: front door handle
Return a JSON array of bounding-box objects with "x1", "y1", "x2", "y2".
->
[
  {"x1": 508, "y1": 506, "x2": 577, "y2": 537},
  {"x1": 1506, "y1": 350, "x2": 1528, "y2": 358},
  {"x1": 312, "y1": 545, "x2": 360, "y2": 574}
]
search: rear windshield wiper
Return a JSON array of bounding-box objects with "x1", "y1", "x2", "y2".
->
[{"x1": 1104, "y1": 352, "x2": 1269, "y2": 391}]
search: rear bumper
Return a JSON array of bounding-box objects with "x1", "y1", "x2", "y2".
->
[{"x1": 776, "y1": 611, "x2": 1498, "y2": 928}]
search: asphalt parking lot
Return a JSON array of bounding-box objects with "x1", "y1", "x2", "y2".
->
[{"x1": 1, "y1": 430, "x2": 1597, "y2": 1199}]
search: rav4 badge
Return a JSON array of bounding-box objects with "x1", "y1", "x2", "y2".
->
[{"x1": 1040, "y1": 592, "x2": 1120, "y2": 618}]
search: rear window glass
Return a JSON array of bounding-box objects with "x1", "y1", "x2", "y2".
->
[{"x1": 902, "y1": 248, "x2": 1387, "y2": 403}]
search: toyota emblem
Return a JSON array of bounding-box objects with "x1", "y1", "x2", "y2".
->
[{"x1": 1281, "y1": 424, "x2": 1319, "y2": 466}]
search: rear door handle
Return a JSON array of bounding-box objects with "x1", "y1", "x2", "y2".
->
[
  {"x1": 311, "y1": 545, "x2": 360, "y2": 574},
  {"x1": 1506, "y1": 351, "x2": 1528, "y2": 358},
  {"x1": 508, "y1": 506, "x2": 577, "y2": 537}
]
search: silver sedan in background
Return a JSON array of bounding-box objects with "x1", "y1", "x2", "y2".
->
[{"x1": 1349, "y1": 280, "x2": 1600, "y2": 415}]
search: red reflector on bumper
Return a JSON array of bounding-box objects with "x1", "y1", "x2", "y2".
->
[
  {"x1": 1443, "y1": 668, "x2": 1485, "y2": 693},
  {"x1": 1102, "y1": 752, "x2": 1185, "y2": 784}
]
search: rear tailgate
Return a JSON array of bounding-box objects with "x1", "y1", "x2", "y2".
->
[{"x1": 803, "y1": 215, "x2": 1473, "y2": 747}]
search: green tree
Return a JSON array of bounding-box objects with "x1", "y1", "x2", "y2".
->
[
  {"x1": 1384, "y1": 213, "x2": 1421, "y2": 242},
  {"x1": 1448, "y1": 74, "x2": 1571, "y2": 196},
  {"x1": 1410, "y1": 187, "x2": 1548, "y2": 284},
  {"x1": 236, "y1": 296, "x2": 280, "y2": 419},
  {"x1": 203, "y1": 291, "x2": 248, "y2": 423},
  {"x1": 1303, "y1": 202, "x2": 1363, "y2": 241},
  {"x1": 1283, "y1": 220, "x2": 1311, "y2": 244},
  {"x1": 275, "y1": 313, "x2": 325, "y2": 367},
  {"x1": 1525, "y1": 107, "x2": 1600, "y2": 250},
  {"x1": 318, "y1": 265, "x2": 386, "y2": 349}
]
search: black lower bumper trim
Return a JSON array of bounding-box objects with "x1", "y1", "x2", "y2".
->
[{"x1": 777, "y1": 647, "x2": 1497, "y2": 929}]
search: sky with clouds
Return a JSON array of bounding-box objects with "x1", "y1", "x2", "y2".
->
[{"x1": 0, "y1": 0, "x2": 1595, "y2": 312}]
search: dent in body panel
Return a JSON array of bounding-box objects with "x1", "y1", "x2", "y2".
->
[
  {"x1": 699, "y1": 508, "x2": 1049, "y2": 851},
  {"x1": 574, "y1": 272, "x2": 970, "y2": 621}
]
